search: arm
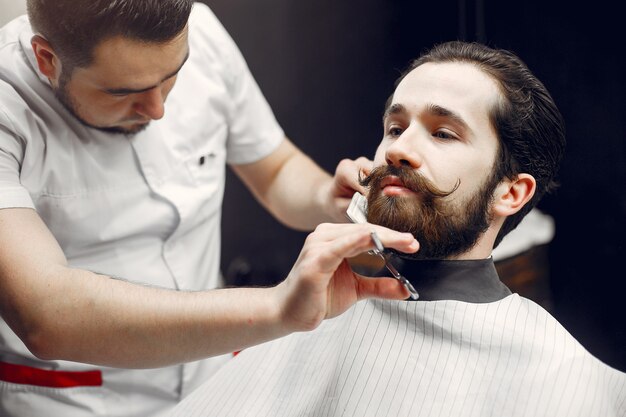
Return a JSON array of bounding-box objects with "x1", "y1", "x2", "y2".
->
[
  {"x1": 0, "y1": 208, "x2": 417, "y2": 369},
  {"x1": 231, "y1": 137, "x2": 373, "y2": 230}
]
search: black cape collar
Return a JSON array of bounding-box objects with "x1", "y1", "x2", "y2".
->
[{"x1": 385, "y1": 257, "x2": 512, "y2": 303}]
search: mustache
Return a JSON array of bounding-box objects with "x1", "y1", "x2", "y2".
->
[{"x1": 359, "y1": 165, "x2": 459, "y2": 201}]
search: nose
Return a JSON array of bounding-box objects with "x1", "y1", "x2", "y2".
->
[
  {"x1": 385, "y1": 129, "x2": 422, "y2": 169},
  {"x1": 134, "y1": 87, "x2": 166, "y2": 120}
]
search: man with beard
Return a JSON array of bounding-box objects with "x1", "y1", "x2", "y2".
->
[
  {"x1": 169, "y1": 41, "x2": 626, "y2": 417},
  {"x1": 0, "y1": 1, "x2": 417, "y2": 416}
]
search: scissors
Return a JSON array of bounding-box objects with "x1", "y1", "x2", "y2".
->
[
  {"x1": 369, "y1": 231, "x2": 419, "y2": 300},
  {"x1": 346, "y1": 192, "x2": 419, "y2": 300}
]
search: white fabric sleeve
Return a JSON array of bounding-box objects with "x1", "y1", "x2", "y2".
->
[
  {"x1": 0, "y1": 108, "x2": 34, "y2": 209},
  {"x1": 189, "y1": 4, "x2": 284, "y2": 165}
]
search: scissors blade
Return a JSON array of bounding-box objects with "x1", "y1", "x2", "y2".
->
[{"x1": 370, "y1": 232, "x2": 419, "y2": 300}]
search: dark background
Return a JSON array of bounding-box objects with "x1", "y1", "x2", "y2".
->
[{"x1": 202, "y1": 0, "x2": 625, "y2": 372}]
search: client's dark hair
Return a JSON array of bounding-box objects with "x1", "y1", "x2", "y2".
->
[{"x1": 391, "y1": 41, "x2": 566, "y2": 246}]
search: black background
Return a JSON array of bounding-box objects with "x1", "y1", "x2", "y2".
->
[{"x1": 202, "y1": 0, "x2": 625, "y2": 372}]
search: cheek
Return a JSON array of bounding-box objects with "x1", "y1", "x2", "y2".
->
[
  {"x1": 161, "y1": 77, "x2": 178, "y2": 100},
  {"x1": 64, "y1": 81, "x2": 133, "y2": 125},
  {"x1": 439, "y1": 147, "x2": 490, "y2": 181},
  {"x1": 454, "y1": 162, "x2": 494, "y2": 198},
  {"x1": 70, "y1": 86, "x2": 122, "y2": 112},
  {"x1": 89, "y1": 99, "x2": 131, "y2": 120}
]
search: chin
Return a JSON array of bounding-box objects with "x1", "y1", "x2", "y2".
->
[
  {"x1": 94, "y1": 122, "x2": 150, "y2": 135},
  {"x1": 124, "y1": 123, "x2": 150, "y2": 134}
]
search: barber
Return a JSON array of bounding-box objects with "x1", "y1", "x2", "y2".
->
[{"x1": 0, "y1": 1, "x2": 416, "y2": 416}]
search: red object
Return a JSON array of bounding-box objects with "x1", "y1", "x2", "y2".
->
[{"x1": 0, "y1": 361, "x2": 102, "y2": 388}]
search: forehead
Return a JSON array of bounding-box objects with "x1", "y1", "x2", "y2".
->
[
  {"x1": 391, "y1": 62, "x2": 502, "y2": 132},
  {"x1": 75, "y1": 28, "x2": 189, "y2": 87}
]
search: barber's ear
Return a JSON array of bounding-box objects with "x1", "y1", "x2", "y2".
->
[
  {"x1": 31, "y1": 35, "x2": 62, "y2": 86},
  {"x1": 492, "y1": 173, "x2": 536, "y2": 217}
]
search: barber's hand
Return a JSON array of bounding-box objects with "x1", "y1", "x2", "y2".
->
[
  {"x1": 275, "y1": 223, "x2": 419, "y2": 332},
  {"x1": 321, "y1": 157, "x2": 374, "y2": 223}
]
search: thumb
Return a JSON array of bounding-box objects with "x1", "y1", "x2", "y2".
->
[{"x1": 354, "y1": 274, "x2": 410, "y2": 301}]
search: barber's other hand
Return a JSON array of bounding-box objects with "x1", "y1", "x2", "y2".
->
[
  {"x1": 275, "y1": 223, "x2": 419, "y2": 332},
  {"x1": 321, "y1": 157, "x2": 374, "y2": 223}
]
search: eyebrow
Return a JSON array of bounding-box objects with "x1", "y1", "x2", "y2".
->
[
  {"x1": 382, "y1": 103, "x2": 408, "y2": 123},
  {"x1": 425, "y1": 103, "x2": 470, "y2": 132},
  {"x1": 104, "y1": 50, "x2": 190, "y2": 95},
  {"x1": 383, "y1": 102, "x2": 471, "y2": 134}
]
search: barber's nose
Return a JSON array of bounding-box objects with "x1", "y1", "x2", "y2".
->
[
  {"x1": 134, "y1": 88, "x2": 165, "y2": 120},
  {"x1": 385, "y1": 131, "x2": 422, "y2": 169}
]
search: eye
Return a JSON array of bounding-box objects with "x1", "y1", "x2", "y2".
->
[
  {"x1": 387, "y1": 126, "x2": 403, "y2": 137},
  {"x1": 432, "y1": 130, "x2": 458, "y2": 141},
  {"x1": 106, "y1": 92, "x2": 131, "y2": 100}
]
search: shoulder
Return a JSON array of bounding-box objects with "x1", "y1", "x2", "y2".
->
[
  {"x1": 187, "y1": 3, "x2": 236, "y2": 57},
  {"x1": 0, "y1": 16, "x2": 46, "y2": 141},
  {"x1": 0, "y1": 80, "x2": 31, "y2": 142},
  {"x1": 188, "y1": 2, "x2": 221, "y2": 26},
  {"x1": 0, "y1": 15, "x2": 30, "y2": 49},
  {"x1": 513, "y1": 295, "x2": 623, "y2": 378},
  {"x1": 183, "y1": 3, "x2": 252, "y2": 93},
  {"x1": 0, "y1": 15, "x2": 32, "y2": 85}
]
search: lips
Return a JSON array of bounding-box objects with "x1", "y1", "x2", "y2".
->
[
  {"x1": 380, "y1": 175, "x2": 416, "y2": 196},
  {"x1": 380, "y1": 175, "x2": 407, "y2": 189}
]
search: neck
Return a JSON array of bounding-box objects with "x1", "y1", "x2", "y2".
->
[{"x1": 391, "y1": 257, "x2": 511, "y2": 303}]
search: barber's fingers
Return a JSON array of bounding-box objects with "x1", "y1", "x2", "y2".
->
[
  {"x1": 353, "y1": 156, "x2": 374, "y2": 180},
  {"x1": 333, "y1": 157, "x2": 374, "y2": 196},
  {"x1": 308, "y1": 223, "x2": 418, "y2": 251},
  {"x1": 281, "y1": 224, "x2": 417, "y2": 328},
  {"x1": 302, "y1": 223, "x2": 418, "y2": 272}
]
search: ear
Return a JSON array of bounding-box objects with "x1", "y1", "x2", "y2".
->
[
  {"x1": 492, "y1": 173, "x2": 536, "y2": 217},
  {"x1": 30, "y1": 35, "x2": 62, "y2": 87}
]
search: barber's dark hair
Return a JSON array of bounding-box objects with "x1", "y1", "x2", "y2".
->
[
  {"x1": 27, "y1": 0, "x2": 193, "y2": 73},
  {"x1": 391, "y1": 41, "x2": 565, "y2": 247}
]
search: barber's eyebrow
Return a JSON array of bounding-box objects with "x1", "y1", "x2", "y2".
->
[{"x1": 104, "y1": 50, "x2": 190, "y2": 95}]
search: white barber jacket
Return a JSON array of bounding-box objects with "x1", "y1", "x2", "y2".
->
[{"x1": 0, "y1": 4, "x2": 283, "y2": 416}]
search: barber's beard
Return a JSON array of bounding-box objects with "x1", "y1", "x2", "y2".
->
[
  {"x1": 360, "y1": 165, "x2": 499, "y2": 260},
  {"x1": 54, "y1": 76, "x2": 148, "y2": 135}
]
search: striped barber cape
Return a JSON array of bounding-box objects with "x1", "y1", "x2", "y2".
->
[{"x1": 171, "y1": 294, "x2": 626, "y2": 417}]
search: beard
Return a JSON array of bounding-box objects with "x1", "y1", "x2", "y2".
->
[
  {"x1": 54, "y1": 75, "x2": 149, "y2": 135},
  {"x1": 360, "y1": 165, "x2": 500, "y2": 260}
]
